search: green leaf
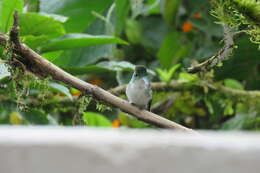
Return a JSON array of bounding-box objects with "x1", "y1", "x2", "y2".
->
[
  {"x1": 42, "y1": 50, "x2": 64, "y2": 62},
  {"x1": 65, "y1": 65, "x2": 113, "y2": 76},
  {"x1": 223, "y1": 101, "x2": 234, "y2": 115},
  {"x1": 156, "y1": 69, "x2": 167, "y2": 81},
  {"x1": 139, "y1": 16, "x2": 167, "y2": 51},
  {"x1": 19, "y1": 13, "x2": 66, "y2": 50},
  {"x1": 144, "y1": 0, "x2": 161, "y2": 15},
  {"x1": 130, "y1": 0, "x2": 145, "y2": 18},
  {"x1": 22, "y1": 109, "x2": 49, "y2": 125},
  {"x1": 26, "y1": 0, "x2": 39, "y2": 12},
  {"x1": 98, "y1": 61, "x2": 135, "y2": 71},
  {"x1": 39, "y1": 12, "x2": 68, "y2": 23},
  {"x1": 64, "y1": 61, "x2": 140, "y2": 76},
  {"x1": 83, "y1": 112, "x2": 112, "y2": 127},
  {"x1": 40, "y1": 0, "x2": 114, "y2": 33},
  {"x1": 49, "y1": 83, "x2": 73, "y2": 100},
  {"x1": 125, "y1": 19, "x2": 143, "y2": 44},
  {"x1": 157, "y1": 32, "x2": 190, "y2": 68},
  {"x1": 22, "y1": 35, "x2": 50, "y2": 50},
  {"x1": 162, "y1": 0, "x2": 181, "y2": 25},
  {"x1": 115, "y1": 0, "x2": 130, "y2": 36},
  {"x1": 156, "y1": 64, "x2": 180, "y2": 83},
  {"x1": 215, "y1": 37, "x2": 259, "y2": 88},
  {"x1": 119, "y1": 112, "x2": 148, "y2": 128},
  {"x1": 19, "y1": 12, "x2": 65, "y2": 37},
  {"x1": 50, "y1": 17, "x2": 114, "y2": 67},
  {"x1": 47, "y1": 114, "x2": 58, "y2": 125},
  {"x1": 168, "y1": 64, "x2": 181, "y2": 77},
  {"x1": 204, "y1": 97, "x2": 214, "y2": 115},
  {"x1": 98, "y1": 61, "x2": 155, "y2": 75},
  {"x1": 40, "y1": 33, "x2": 128, "y2": 52},
  {"x1": 221, "y1": 114, "x2": 247, "y2": 130},
  {"x1": 178, "y1": 72, "x2": 199, "y2": 83},
  {"x1": 9, "y1": 112, "x2": 23, "y2": 125},
  {"x1": 54, "y1": 45, "x2": 113, "y2": 67},
  {"x1": 224, "y1": 79, "x2": 244, "y2": 90},
  {"x1": 0, "y1": 0, "x2": 24, "y2": 33}
]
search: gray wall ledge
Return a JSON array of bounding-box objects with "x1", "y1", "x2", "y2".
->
[{"x1": 0, "y1": 126, "x2": 259, "y2": 173}]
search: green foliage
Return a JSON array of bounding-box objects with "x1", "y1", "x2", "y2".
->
[
  {"x1": 233, "y1": 0, "x2": 260, "y2": 23},
  {"x1": 64, "y1": 61, "x2": 136, "y2": 75},
  {"x1": 115, "y1": 0, "x2": 130, "y2": 36},
  {"x1": 178, "y1": 73, "x2": 199, "y2": 83},
  {"x1": 22, "y1": 108, "x2": 49, "y2": 125},
  {"x1": 224, "y1": 79, "x2": 244, "y2": 90},
  {"x1": 211, "y1": 0, "x2": 260, "y2": 44},
  {"x1": 162, "y1": 0, "x2": 181, "y2": 25},
  {"x1": 83, "y1": 112, "x2": 112, "y2": 127},
  {"x1": 157, "y1": 32, "x2": 191, "y2": 68},
  {"x1": 0, "y1": 0, "x2": 24, "y2": 33},
  {"x1": 40, "y1": 0, "x2": 114, "y2": 33},
  {"x1": 49, "y1": 83, "x2": 73, "y2": 100},
  {"x1": 77, "y1": 95, "x2": 92, "y2": 115},
  {"x1": 9, "y1": 111, "x2": 23, "y2": 124},
  {"x1": 119, "y1": 112, "x2": 148, "y2": 128},
  {"x1": 95, "y1": 102, "x2": 112, "y2": 112},
  {"x1": 20, "y1": 12, "x2": 66, "y2": 49},
  {"x1": 157, "y1": 64, "x2": 180, "y2": 83},
  {"x1": 20, "y1": 12, "x2": 65, "y2": 36},
  {"x1": 125, "y1": 19, "x2": 143, "y2": 44},
  {"x1": 222, "y1": 113, "x2": 260, "y2": 130},
  {"x1": 0, "y1": 0, "x2": 259, "y2": 130},
  {"x1": 40, "y1": 33, "x2": 128, "y2": 52}
]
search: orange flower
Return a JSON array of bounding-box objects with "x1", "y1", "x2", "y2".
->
[
  {"x1": 90, "y1": 79, "x2": 103, "y2": 86},
  {"x1": 182, "y1": 21, "x2": 193, "y2": 32},
  {"x1": 112, "y1": 119, "x2": 121, "y2": 128},
  {"x1": 193, "y1": 12, "x2": 202, "y2": 19}
]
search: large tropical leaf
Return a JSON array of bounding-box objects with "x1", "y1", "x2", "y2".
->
[
  {"x1": 40, "y1": 0, "x2": 113, "y2": 32},
  {"x1": 40, "y1": 33, "x2": 128, "y2": 52},
  {"x1": 0, "y1": 0, "x2": 24, "y2": 33}
]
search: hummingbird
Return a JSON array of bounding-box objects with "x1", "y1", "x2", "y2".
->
[{"x1": 126, "y1": 65, "x2": 152, "y2": 110}]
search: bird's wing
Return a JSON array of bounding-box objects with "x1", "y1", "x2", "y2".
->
[
  {"x1": 143, "y1": 77, "x2": 152, "y2": 98},
  {"x1": 143, "y1": 77, "x2": 152, "y2": 110}
]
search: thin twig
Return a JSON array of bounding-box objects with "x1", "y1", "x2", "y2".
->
[
  {"x1": 188, "y1": 24, "x2": 235, "y2": 73},
  {"x1": 109, "y1": 81, "x2": 260, "y2": 102},
  {"x1": 151, "y1": 97, "x2": 175, "y2": 115}
]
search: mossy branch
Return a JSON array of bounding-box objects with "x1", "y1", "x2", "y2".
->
[
  {"x1": 211, "y1": 0, "x2": 260, "y2": 44},
  {"x1": 0, "y1": 12, "x2": 196, "y2": 133},
  {"x1": 110, "y1": 81, "x2": 260, "y2": 106}
]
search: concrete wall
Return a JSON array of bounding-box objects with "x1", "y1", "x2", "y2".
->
[{"x1": 0, "y1": 127, "x2": 260, "y2": 173}]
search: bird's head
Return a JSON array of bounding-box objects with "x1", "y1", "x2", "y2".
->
[{"x1": 133, "y1": 65, "x2": 148, "y2": 79}]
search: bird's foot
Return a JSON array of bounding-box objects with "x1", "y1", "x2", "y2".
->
[{"x1": 129, "y1": 102, "x2": 146, "y2": 110}]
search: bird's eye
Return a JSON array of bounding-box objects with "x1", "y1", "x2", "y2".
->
[{"x1": 135, "y1": 74, "x2": 138, "y2": 77}]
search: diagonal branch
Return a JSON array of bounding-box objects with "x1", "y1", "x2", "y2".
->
[
  {"x1": 188, "y1": 24, "x2": 235, "y2": 73},
  {"x1": 0, "y1": 12, "x2": 196, "y2": 133}
]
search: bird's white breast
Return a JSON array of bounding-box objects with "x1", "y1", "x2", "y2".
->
[{"x1": 126, "y1": 78, "x2": 152, "y2": 109}]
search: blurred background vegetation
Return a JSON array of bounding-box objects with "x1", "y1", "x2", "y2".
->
[{"x1": 0, "y1": 0, "x2": 259, "y2": 130}]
